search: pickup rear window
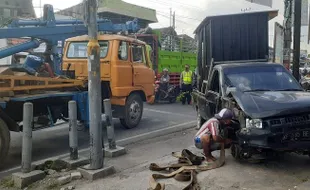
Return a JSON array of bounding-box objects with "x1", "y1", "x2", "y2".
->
[
  {"x1": 67, "y1": 41, "x2": 109, "y2": 58},
  {"x1": 224, "y1": 65, "x2": 302, "y2": 92}
]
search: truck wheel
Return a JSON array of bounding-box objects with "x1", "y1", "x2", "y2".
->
[
  {"x1": 120, "y1": 94, "x2": 143, "y2": 129},
  {"x1": 0, "y1": 118, "x2": 10, "y2": 168}
]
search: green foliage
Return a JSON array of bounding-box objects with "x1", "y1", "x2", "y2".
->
[{"x1": 176, "y1": 92, "x2": 193, "y2": 102}]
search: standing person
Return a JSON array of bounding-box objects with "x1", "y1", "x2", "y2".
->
[
  {"x1": 180, "y1": 64, "x2": 193, "y2": 105},
  {"x1": 194, "y1": 108, "x2": 234, "y2": 162}
]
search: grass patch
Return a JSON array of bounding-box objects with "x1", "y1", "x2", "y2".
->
[{"x1": 0, "y1": 177, "x2": 14, "y2": 188}]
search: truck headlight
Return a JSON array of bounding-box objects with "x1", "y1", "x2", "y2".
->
[{"x1": 246, "y1": 118, "x2": 263, "y2": 129}]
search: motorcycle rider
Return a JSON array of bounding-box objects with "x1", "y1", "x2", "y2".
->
[
  {"x1": 155, "y1": 68, "x2": 170, "y2": 101},
  {"x1": 160, "y1": 68, "x2": 170, "y2": 91}
]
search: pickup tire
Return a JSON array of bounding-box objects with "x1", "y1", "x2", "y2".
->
[
  {"x1": 231, "y1": 144, "x2": 242, "y2": 161},
  {"x1": 0, "y1": 118, "x2": 10, "y2": 168},
  {"x1": 120, "y1": 94, "x2": 143, "y2": 129}
]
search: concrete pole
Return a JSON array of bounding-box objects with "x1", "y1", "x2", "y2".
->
[
  {"x1": 69, "y1": 101, "x2": 78, "y2": 160},
  {"x1": 103, "y1": 99, "x2": 116, "y2": 149},
  {"x1": 283, "y1": 0, "x2": 292, "y2": 71},
  {"x1": 293, "y1": 0, "x2": 301, "y2": 81},
  {"x1": 21, "y1": 102, "x2": 33, "y2": 173},
  {"x1": 84, "y1": 0, "x2": 103, "y2": 169}
]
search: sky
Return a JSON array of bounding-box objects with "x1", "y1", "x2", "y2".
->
[{"x1": 32, "y1": 0, "x2": 310, "y2": 52}]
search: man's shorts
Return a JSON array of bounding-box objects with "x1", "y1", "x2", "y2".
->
[
  {"x1": 194, "y1": 135, "x2": 223, "y2": 151},
  {"x1": 194, "y1": 135, "x2": 213, "y2": 149}
]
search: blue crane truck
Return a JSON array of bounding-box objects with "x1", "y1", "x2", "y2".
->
[{"x1": 0, "y1": 4, "x2": 141, "y2": 167}]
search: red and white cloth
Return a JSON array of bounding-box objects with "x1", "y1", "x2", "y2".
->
[{"x1": 195, "y1": 117, "x2": 220, "y2": 138}]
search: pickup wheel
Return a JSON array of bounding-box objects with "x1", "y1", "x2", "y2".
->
[
  {"x1": 231, "y1": 144, "x2": 242, "y2": 161},
  {"x1": 0, "y1": 118, "x2": 10, "y2": 168},
  {"x1": 120, "y1": 94, "x2": 143, "y2": 129}
]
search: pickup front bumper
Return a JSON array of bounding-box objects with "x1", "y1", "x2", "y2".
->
[{"x1": 237, "y1": 127, "x2": 310, "y2": 151}]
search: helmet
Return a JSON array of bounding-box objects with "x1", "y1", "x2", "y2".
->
[
  {"x1": 163, "y1": 68, "x2": 168, "y2": 72},
  {"x1": 214, "y1": 108, "x2": 234, "y2": 120}
]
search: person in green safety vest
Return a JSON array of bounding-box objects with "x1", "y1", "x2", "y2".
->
[{"x1": 180, "y1": 64, "x2": 194, "y2": 105}]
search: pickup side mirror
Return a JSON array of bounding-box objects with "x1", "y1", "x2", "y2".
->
[{"x1": 226, "y1": 87, "x2": 237, "y2": 95}]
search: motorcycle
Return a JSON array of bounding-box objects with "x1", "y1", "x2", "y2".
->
[{"x1": 154, "y1": 79, "x2": 177, "y2": 103}]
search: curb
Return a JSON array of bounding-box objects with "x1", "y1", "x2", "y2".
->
[{"x1": 0, "y1": 120, "x2": 196, "y2": 178}]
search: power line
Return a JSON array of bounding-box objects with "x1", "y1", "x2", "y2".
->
[
  {"x1": 157, "y1": 12, "x2": 197, "y2": 26},
  {"x1": 157, "y1": 10, "x2": 202, "y2": 22},
  {"x1": 145, "y1": 0, "x2": 205, "y2": 12}
]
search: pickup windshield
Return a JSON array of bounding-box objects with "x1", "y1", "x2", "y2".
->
[{"x1": 223, "y1": 65, "x2": 303, "y2": 92}]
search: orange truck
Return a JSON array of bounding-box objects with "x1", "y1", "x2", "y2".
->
[{"x1": 62, "y1": 34, "x2": 155, "y2": 128}]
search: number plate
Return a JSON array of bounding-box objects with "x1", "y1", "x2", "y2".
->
[{"x1": 282, "y1": 130, "x2": 310, "y2": 142}]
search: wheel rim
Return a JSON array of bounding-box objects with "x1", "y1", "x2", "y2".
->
[{"x1": 129, "y1": 100, "x2": 141, "y2": 122}]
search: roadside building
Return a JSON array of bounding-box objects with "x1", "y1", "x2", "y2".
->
[
  {"x1": 0, "y1": 0, "x2": 35, "y2": 25},
  {"x1": 57, "y1": 0, "x2": 157, "y2": 29},
  {"x1": 0, "y1": 0, "x2": 36, "y2": 65}
]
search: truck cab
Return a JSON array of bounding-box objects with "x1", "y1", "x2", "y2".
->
[{"x1": 62, "y1": 34, "x2": 155, "y2": 128}]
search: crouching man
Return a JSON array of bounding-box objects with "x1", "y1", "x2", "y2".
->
[{"x1": 194, "y1": 108, "x2": 234, "y2": 162}]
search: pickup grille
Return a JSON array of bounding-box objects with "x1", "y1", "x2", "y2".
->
[
  {"x1": 285, "y1": 115, "x2": 310, "y2": 125},
  {"x1": 267, "y1": 114, "x2": 310, "y2": 133}
]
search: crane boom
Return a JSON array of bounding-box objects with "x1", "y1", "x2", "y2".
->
[{"x1": 0, "y1": 4, "x2": 139, "y2": 75}]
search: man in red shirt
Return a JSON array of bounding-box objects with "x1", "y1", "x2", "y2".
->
[{"x1": 194, "y1": 108, "x2": 234, "y2": 162}]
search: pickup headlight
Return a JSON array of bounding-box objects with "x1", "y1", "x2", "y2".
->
[{"x1": 246, "y1": 118, "x2": 263, "y2": 129}]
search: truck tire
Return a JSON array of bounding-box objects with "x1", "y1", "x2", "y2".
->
[
  {"x1": 120, "y1": 94, "x2": 143, "y2": 129},
  {"x1": 0, "y1": 118, "x2": 10, "y2": 168}
]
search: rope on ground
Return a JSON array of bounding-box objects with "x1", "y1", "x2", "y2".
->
[{"x1": 148, "y1": 144, "x2": 226, "y2": 190}]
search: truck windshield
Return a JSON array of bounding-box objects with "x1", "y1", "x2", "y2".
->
[
  {"x1": 223, "y1": 65, "x2": 303, "y2": 92},
  {"x1": 67, "y1": 41, "x2": 109, "y2": 58}
]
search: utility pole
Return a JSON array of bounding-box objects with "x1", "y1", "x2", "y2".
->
[
  {"x1": 293, "y1": 0, "x2": 301, "y2": 81},
  {"x1": 170, "y1": 8, "x2": 172, "y2": 27},
  {"x1": 283, "y1": 0, "x2": 292, "y2": 71},
  {"x1": 172, "y1": 11, "x2": 175, "y2": 30},
  {"x1": 84, "y1": 0, "x2": 103, "y2": 170}
]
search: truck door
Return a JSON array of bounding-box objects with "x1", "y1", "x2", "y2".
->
[
  {"x1": 130, "y1": 43, "x2": 154, "y2": 96},
  {"x1": 206, "y1": 69, "x2": 222, "y2": 117},
  {"x1": 110, "y1": 41, "x2": 133, "y2": 98}
]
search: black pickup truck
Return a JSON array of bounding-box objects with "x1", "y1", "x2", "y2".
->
[
  {"x1": 193, "y1": 61, "x2": 310, "y2": 160},
  {"x1": 192, "y1": 9, "x2": 310, "y2": 160}
]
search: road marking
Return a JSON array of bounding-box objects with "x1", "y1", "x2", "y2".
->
[
  {"x1": 144, "y1": 108, "x2": 195, "y2": 118},
  {"x1": 0, "y1": 120, "x2": 196, "y2": 176}
]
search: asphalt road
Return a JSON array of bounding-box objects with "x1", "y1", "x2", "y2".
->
[
  {"x1": 0, "y1": 103, "x2": 196, "y2": 174},
  {"x1": 19, "y1": 128, "x2": 310, "y2": 190}
]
